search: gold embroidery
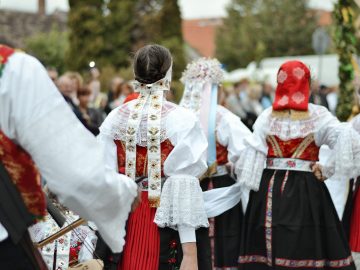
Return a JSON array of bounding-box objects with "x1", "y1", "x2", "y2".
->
[
  {"x1": 271, "y1": 109, "x2": 310, "y2": 120},
  {"x1": 292, "y1": 134, "x2": 315, "y2": 158},
  {"x1": 267, "y1": 136, "x2": 283, "y2": 158}
]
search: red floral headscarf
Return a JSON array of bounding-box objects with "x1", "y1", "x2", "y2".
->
[{"x1": 273, "y1": 60, "x2": 311, "y2": 111}]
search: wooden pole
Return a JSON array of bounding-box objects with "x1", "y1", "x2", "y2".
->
[{"x1": 36, "y1": 218, "x2": 86, "y2": 248}]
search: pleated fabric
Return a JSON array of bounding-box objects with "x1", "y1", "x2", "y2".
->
[
  {"x1": 350, "y1": 185, "x2": 360, "y2": 252},
  {"x1": 118, "y1": 191, "x2": 160, "y2": 270}
]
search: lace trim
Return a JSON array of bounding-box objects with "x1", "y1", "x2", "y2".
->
[
  {"x1": 154, "y1": 175, "x2": 209, "y2": 230},
  {"x1": 256, "y1": 104, "x2": 335, "y2": 140},
  {"x1": 99, "y1": 101, "x2": 176, "y2": 146},
  {"x1": 235, "y1": 147, "x2": 266, "y2": 191}
]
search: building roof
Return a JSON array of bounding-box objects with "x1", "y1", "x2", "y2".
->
[{"x1": 182, "y1": 18, "x2": 222, "y2": 58}]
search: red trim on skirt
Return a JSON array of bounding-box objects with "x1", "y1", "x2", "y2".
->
[
  {"x1": 350, "y1": 187, "x2": 360, "y2": 252},
  {"x1": 118, "y1": 191, "x2": 160, "y2": 270}
]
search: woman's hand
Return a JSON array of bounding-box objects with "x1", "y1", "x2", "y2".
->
[
  {"x1": 180, "y1": 242, "x2": 198, "y2": 270},
  {"x1": 311, "y1": 163, "x2": 327, "y2": 182},
  {"x1": 131, "y1": 189, "x2": 142, "y2": 212}
]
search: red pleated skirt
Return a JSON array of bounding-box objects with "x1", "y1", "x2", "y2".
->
[
  {"x1": 350, "y1": 188, "x2": 360, "y2": 252},
  {"x1": 118, "y1": 191, "x2": 160, "y2": 270}
]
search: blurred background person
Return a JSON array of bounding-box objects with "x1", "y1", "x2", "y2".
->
[
  {"x1": 57, "y1": 75, "x2": 88, "y2": 130},
  {"x1": 88, "y1": 67, "x2": 101, "y2": 105},
  {"x1": 46, "y1": 66, "x2": 58, "y2": 85},
  {"x1": 77, "y1": 86, "x2": 105, "y2": 135},
  {"x1": 225, "y1": 79, "x2": 248, "y2": 119},
  {"x1": 105, "y1": 76, "x2": 124, "y2": 114},
  {"x1": 326, "y1": 86, "x2": 339, "y2": 115},
  {"x1": 241, "y1": 83, "x2": 263, "y2": 130},
  {"x1": 309, "y1": 80, "x2": 329, "y2": 109},
  {"x1": 64, "y1": 71, "x2": 83, "y2": 105},
  {"x1": 108, "y1": 81, "x2": 133, "y2": 110},
  {"x1": 260, "y1": 82, "x2": 274, "y2": 109}
]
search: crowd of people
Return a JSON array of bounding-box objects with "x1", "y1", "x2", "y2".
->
[
  {"x1": 47, "y1": 65, "x2": 343, "y2": 138},
  {"x1": 1, "y1": 42, "x2": 360, "y2": 270}
]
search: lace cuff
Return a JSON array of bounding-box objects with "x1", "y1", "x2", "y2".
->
[
  {"x1": 154, "y1": 175, "x2": 209, "y2": 230},
  {"x1": 235, "y1": 147, "x2": 266, "y2": 191},
  {"x1": 324, "y1": 127, "x2": 360, "y2": 180}
]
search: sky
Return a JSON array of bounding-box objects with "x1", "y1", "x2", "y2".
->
[{"x1": 0, "y1": 0, "x2": 338, "y2": 19}]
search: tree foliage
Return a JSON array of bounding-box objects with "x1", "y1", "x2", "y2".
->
[
  {"x1": 334, "y1": 0, "x2": 357, "y2": 121},
  {"x1": 104, "y1": 0, "x2": 137, "y2": 68},
  {"x1": 25, "y1": 27, "x2": 68, "y2": 73},
  {"x1": 66, "y1": 0, "x2": 185, "y2": 79},
  {"x1": 216, "y1": 0, "x2": 317, "y2": 70},
  {"x1": 66, "y1": 0, "x2": 105, "y2": 71},
  {"x1": 156, "y1": 0, "x2": 186, "y2": 79}
]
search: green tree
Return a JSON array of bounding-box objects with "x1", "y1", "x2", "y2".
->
[
  {"x1": 155, "y1": 0, "x2": 186, "y2": 80},
  {"x1": 25, "y1": 27, "x2": 68, "y2": 73},
  {"x1": 334, "y1": 0, "x2": 357, "y2": 121},
  {"x1": 104, "y1": 0, "x2": 137, "y2": 68},
  {"x1": 216, "y1": 0, "x2": 317, "y2": 70},
  {"x1": 66, "y1": 0, "x2": 105, "y2": 71},
  {"x1": 216, "y1": 0, "x2": 262, "y2": 70}
]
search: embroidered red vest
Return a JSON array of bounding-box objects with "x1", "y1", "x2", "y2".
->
[
  {"x1": 266, "y1": 135, "x2": 319, "y2": 161},
  {"x1": 0, "y1": 45, "x2": 46, "y2": 219},
  {"x1": 115, "y1": 139, "x2": 175, "y2": 177},
  {"x1": 216, "y1": 142, "x2": 228, "y2": 166}
]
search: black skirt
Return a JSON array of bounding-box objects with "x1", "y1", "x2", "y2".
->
[
  {"x1": 159, "y1": 227, "x2": 212, "y2": 270},
  {"x1": 239, "y1": 169, "x2": 355, "y2": 270},
  {"x1": 202, "y1": 174, "x2": 244, "y2": 269}
]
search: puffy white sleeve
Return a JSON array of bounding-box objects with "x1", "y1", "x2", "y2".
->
[
  {"x1": 234, "y1": 109, "x2": 268, "y2": 191},
  {"x1": 154, "y1": 107, "x2": 209, "y2": 243},
  {"x1": 216, "y1": 106, "x2": 252, "y2": 164},
  {"x1": 351, "y1": 114, "x2": 360, "y2": 134},
  {"x1": 0, "y1": 53, "x2": 137, "y2": 252},
  {"x1": 315, "y1": 111, "x2": 360, "y2": 180}
]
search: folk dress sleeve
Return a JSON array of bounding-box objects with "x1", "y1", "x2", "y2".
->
[
  {"x1": 0, "y1": 52, "x2": 137, "y2": 252},
  {"x1": 154, "y1": 107, "x2": 209, "y2": 243}
]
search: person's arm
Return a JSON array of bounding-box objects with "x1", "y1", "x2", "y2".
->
[
  {"x1": 2, "y1": 52, "x2": 137, "y2": 252},
  {"x1": 216, "y1": 106, "x2": 252, "y2": 165},
  {"x1": 154, "y1": 108, "x2": 208, "y2": 269},
  {"x1": 314, "y1": 109, "x2": 360, "y2": 181}
]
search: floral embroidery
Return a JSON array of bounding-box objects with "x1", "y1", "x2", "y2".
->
[
  {"x1": 275, "y1": 256, "x2": 353, "y2": 268},
  {"x1": 266, "y1": 158, "x2": 312, "y2": 172},
  {"x1": 239, "y1": 255, "x2": 267, "y2": 264},
  {"x1": 277, "y1": 70, "x2": 288, "y2": 83},
  {"x1": 239, "y1": 255, "x2": 354, "y2": 268},
  {"x1": 277, "y1": 95, "x2": 289, "y2": 106},
  {"x1": 168, "y1": 239, "x2": 179, "y2": 270},
  {"x1": 293, "y1": 67, "x2": 305, "y2": 80},
  {"x1": 291, "y1": 91, "x2": 305, "y2": 104},
  {"x1": 265, "y1": 172, "x2": 276, "y2": 266},
  {"x1": 286, "y1": 160, "x2": 296, "y2": 167}
]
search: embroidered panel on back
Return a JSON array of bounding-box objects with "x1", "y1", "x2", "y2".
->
[
  {"x1": 109, "y1": 101, "x2": 177, "y2": 147},
  {"x1": 266, "y1": 134, "x2": 319, "y2": 161},
  {"x1": 115, "y1": 139, "x2": 174, "y2": 177}
]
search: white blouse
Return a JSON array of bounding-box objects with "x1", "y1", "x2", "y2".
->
[
  {"x1": 98, "y1": 100, "x2": 209, "y2": 243},
  {"x1": 236, "y1": 104, "x2": 360, "y2": 191},
  {"x1": 352, "y1": 114, "x2": 360, "y2": 134},
  {"x1": 202, "y1": 106, "x2": 251, "y2": 217},
  {"x1": 205, "y1": 104, "x2": 360, "y2": 217},
  {"x1": 216, "y1": 105, "x2": 252, "y2": 164},
  {"x1": 0, "y1": 52, "x2": 138, "y2": 253}
]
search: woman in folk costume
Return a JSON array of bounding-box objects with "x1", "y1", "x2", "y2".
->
[
  {"x1": 180, "y1": 58, "x2": 252, "y2": 269},
  {"x1": 98, "y1": 45, "x2": 211, "y2": 270},
  {"x1": 348, "y1": 113, "x2": 360, "y2": 267},
  {"x1": 0, "y1": 45, "x2": 138, "y2": 269},
  {"x1": 237, "y1": 60, "x2": 360, "y2": 269}
]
